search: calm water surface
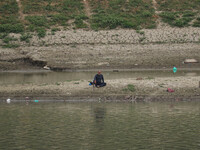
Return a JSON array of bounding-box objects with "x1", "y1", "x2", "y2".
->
[
  {"x1": 0, "y1": 102, "x2": 200, "y2": 150},
  {"x1": 0, "y1": 70, "x2": 200, "y2": 85}
]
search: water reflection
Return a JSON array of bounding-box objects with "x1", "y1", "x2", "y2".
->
[
  {"x1": 0, "y1": 70, "x2": 200, "y2": 85},
  {"x1": 93, "y1": 105, "x2": 106, "y2": 130},
  {"x1": 0, "y1": 102, "x2": 199, "y2": 150}
]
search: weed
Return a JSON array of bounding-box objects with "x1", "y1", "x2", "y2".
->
[
  {"x1": 0, "y1": 33, "x2": 8, "y2": 39},
  {"x1": 159, "y1": 11, "x2": 194, "y2": 27},
  {"x1": 20, "y1": 33, "x2": 32, "y2": 43},
  {"x1": 2, "y1": 43, "x2": 19, "y2": 48},
  {"x1": 123, "y1": 84, "x2": 135, "y2": 92},
  {"x1": 56, "y1": 82, "x2": 61, "y2": 86},
  {"x1": 51, "y1": 28, "x2": 60, "y2": 32},
  {"x1": 193, "y1": 18, "x2": 200, "y2": 27},
  {"x1": 3, "y1": 36, "x2": 17, "y2": 44},
  {"x1": 0, "y1": 24, "x2": 24, "y2": 33},
  {"x1": 156, "y1": 0, "x2": 200, "y2": 11},
  {"x1": 90, "y1": 0, "x2": 155, "y2": 30},
  {"x1": 146, "y1": 76, "x2": 155, "y2": 80},
  {"x1": 25, "y1": 16, "x2": 48, "y2": 27},
  {"x1": 36, "y1": 28, "x2": 46, "y2": 38}
]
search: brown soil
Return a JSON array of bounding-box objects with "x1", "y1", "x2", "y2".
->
[{"x1": 16, "y1": 0, "x2": 25, "y2": 21}]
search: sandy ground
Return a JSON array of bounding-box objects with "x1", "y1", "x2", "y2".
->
[{"x1": 0, "y1": 76, "x2": 199, "y2": 101}]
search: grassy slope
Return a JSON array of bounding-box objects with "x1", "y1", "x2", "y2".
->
[{"x1": 0, "y1": 0, "x2": 200, "y2": 39}]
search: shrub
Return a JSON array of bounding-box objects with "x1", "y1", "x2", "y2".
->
[
  {"x1": 36, "y1": 27, "x2": 46, "y2": 38},
  {"x1": 123, "y1": 84, "x2": 135, "y2": 92},
  {"x1": 3, "y1": 36, "x2": 17, "y2": 44},
  {"x1": 174, "y1": 18, "x2": 192, "y2": 27},
  {"x1": 0, "y1": 33, "x2": 8, "y2": 39},
  {"x1": 25, "y1": 16, "x2": 48, "y2": 27},
  {"x1": 20, "y1": 33, "x2": 32, "y2": 43},
  {"x1": 0, "y1": 0, "x2": 19, "y2": 14},
  {"x1": 49, "y1": 14, "x2": 69, "y2": 26},
  {"x1": 0, "y1": 24, "x2": 24, "y2": 33},
  {"x1": 159, "y1": 11, "x2": 194, "y2": 27},
  {"x1": 193, "y1": 21, "x2": 200, "y2": 27},
  {"x1": 2, "y1": 43, "x2": 19, "y2": 48}
]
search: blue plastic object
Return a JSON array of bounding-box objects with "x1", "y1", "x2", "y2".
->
[
  {"x1": 173, "y1": 67, "x2": 177, "y2": 73},
  {"x1": 89, "y1": 83, "x2": 92, "y2": 86}
]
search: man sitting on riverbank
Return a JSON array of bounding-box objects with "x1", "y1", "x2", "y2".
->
[{"x1": 93, "y1": 71, "x2": 106, "y2": 87}]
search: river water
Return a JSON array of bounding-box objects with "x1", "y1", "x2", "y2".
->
[
  {"x1": 0, "y1": 102, "x2": 199, "y2": 150},
  {"x1": 0, "y1": 70, "x2": 200, "y2": 85}
]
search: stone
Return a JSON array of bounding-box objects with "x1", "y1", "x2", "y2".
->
[
  {"x1": 43, "y1": 65, "x2": 50, "y2": 70},
  {"x1": 184, "y1": 59, "x2": 198, "y2": 63}
]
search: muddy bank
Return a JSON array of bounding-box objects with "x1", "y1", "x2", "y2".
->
[
  {"x1": 1, "y1": 76, "x2": 199, "y2": 101},
  {"x1": 0, "y1": 28, "x2": 200, "y2": 70}
]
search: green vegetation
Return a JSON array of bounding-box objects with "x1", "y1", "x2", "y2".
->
[
  {"x1": 193, "y1": 17, "x2": 200, "y2": 27},
  {"x1": 0, "y1": 33, "x2": 19, "y2": 48},
  {"x1": 0, "y1": 0, "x2": 24, "y2": 33},
  {"x1": 123, "y1": 84, "x2": 135, "y2": 92},
  {"x1": 20, "y1": 33, "x2": 32, "y2": 43},
  {"x1": 156, "y1": 0, "x2": 200, "y2": 11},
  {"x1": 159, "y1": 11, "x2": 196, "y2": 27},
  {"x1": 0, "y1": 0, "x2": 200, "y2": 43},
  {"x1": 89, "y1": 0, "x2": 156, "y2": 30},
  {"x1": 22, "y1": 0, "x2": 88, "y2": 29}
]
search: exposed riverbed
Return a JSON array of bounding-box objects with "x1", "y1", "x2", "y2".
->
[{"x1": 0, "y1": 70, "x2": 200, "y2": 101}]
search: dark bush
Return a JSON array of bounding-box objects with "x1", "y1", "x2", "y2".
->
[{"x1": 0, "y1": 24, "x2": 24, "y2": 33}]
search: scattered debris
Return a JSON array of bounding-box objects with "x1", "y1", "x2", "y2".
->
[
  {"x1": 167, "y1": 88, "x2": 175, "y2": 93},
  {"x1": 184, "y1": 59, "x2": 198, "y2": 64},
  {"x1": 6, "y1": 98, "x2": 11, "y2": 104},
  {"x1": 43, "y1": 65, "x2": 50, "y2": 70}
]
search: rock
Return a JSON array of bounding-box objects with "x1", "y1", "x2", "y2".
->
[
  {"x1": 113, "y1": 69, "x2": 119, "y2": 72},
  {"x1": 98, "y1": 62, "x2": 109, "y2": 66},
  {"x1": 125, "y1": 95, "x2": 131, "y2": 100},
  {"x1": 6, "y1": 98, "x2": 11, "y2": 104},
  {"x1": 184, "y1": 59, "x2": 198, "y2": 64},
  {"x1": 43, "y1": 65, "x2": 50, "y2": 70}
]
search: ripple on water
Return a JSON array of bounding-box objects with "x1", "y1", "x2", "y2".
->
[{"x1": 0, "y1": 102, "x2": 199, "y2": 150}]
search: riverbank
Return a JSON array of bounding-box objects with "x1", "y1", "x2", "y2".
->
[
  {"x1": 1, "y1": 75, "x2": 199, "y2": 101},
  {"x1": 0, "y1": 27, "x2": 200, "y2": 71}
]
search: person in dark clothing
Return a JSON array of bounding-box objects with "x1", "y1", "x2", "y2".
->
[{"x1": 93, "y1": 71, "x2": 106, "y2": 87}]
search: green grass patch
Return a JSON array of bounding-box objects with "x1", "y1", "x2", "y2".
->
[
  {"x1": 159, "y1": 11, "x2": 196, "y2": 27},
  {"x1": 22, "y1": 0, "x2": 59, "y2": 14},
  {"x1": 2, "y1": 43, "x2": 20, "y2": 48},
  {"x1": 0, "y1": 24, "x2": 24, "y2": 33},
  {"x1": 20, "y1": 33, "x2": 32, "y2": 43},
  {"x1": 89, "y1": 0, "x2": 156, "y2": 30},
  {"x1": 0, "y1": 0, "x2": 19, "y2": 15},
  {"x1": 0, "y1": 0, "x2": 23, "y2": 34},
  {"x1": 156, "y1": 0, "x2": 200, "y2": 11},
  {"x1": 123, "y1": 84, "x2": 135, "y2": 92},
  {"x1": 3, "y1": 36, "x2": 17, "y2": 44},
  {"x1": 193, "y1": 17, "x2": 200, "y2": 27}
]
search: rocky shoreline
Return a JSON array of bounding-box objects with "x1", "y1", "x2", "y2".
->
[
  {"x1": 1, "y1": 76, "x2": 199, "y2": 101},
  {"x1": 0, "y1": 27, "x2": 200, "y2": 71}
]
